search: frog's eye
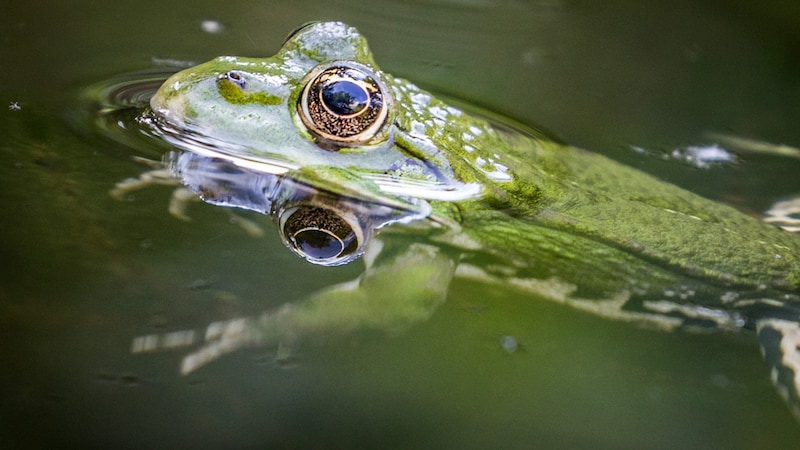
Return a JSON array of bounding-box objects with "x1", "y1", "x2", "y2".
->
[
  {"x1": 298, "y1": 62, "x2": 391, "y2": 147},
  {"x1": 278, "y1": 203, "x2": 366, "y2": 266}
]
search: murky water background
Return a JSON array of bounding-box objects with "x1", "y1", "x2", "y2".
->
[{"x1": 3, "y1": 0, "x2": 800, "y2": 447}]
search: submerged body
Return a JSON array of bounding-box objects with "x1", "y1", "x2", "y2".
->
[{"x1": 125, "y1": 22, "x2": 800, "y2": 419}]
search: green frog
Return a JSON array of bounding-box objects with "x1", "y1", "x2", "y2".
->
[{"x1": 120, "y1": 21, "x2": 800, "y2": 420}]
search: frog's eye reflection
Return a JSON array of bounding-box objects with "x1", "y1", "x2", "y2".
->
[
  {"x1": 298, "y1": 62, "x2": 391, "y2": 147},
  {"x1": 278, "y1": 204, "x2": 365, "y2": 265}
]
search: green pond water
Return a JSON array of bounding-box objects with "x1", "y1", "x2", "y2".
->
[{"x1": 3, "y1": 0, "x2": 800, "y2": 448}]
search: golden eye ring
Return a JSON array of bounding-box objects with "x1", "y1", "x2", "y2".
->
[
  {"x1": 278, "y1": 203, "x2": 365, "y2": 266},
  {"x1": 297, "y1": 61, "x2": 391, "y2": 146}
]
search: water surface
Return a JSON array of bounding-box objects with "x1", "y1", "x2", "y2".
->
[{"x1": 2, "y1": 0, "x2": 800, "y2": 447}]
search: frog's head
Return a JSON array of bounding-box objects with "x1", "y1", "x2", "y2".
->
[
  {"x1": 150, "y1": 22, "x2": 393, "y2": 151},
  {"x1": 150, "y1": 21, "x2": 484, "y2": 197},
  {"x1": 149, "y1": 21, "x2": 495, "y2": 264}
]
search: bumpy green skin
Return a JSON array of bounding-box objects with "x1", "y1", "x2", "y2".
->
[{"x1": 457, "y1": 134, "x2": 800, "y2": 293}]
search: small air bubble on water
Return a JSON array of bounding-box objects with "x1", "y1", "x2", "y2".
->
[
  {"x1": 201, "y1": 20, "x2": 224, "y2": 34},
  {"x1": 501, "y1": 335, "x2": 518, "y2": 353}
]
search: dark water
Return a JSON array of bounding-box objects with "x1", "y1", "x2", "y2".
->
[{"x1": 3, "y1": 0, "x2": 800, "y2": 448}]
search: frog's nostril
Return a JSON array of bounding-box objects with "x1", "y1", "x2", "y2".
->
[{"x1": 222, "y1": 71, "x2": 246, "y2": 89}]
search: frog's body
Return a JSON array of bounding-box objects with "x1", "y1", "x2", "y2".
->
[{"x1": 124, "y1": 22, "x2": 800, "y2": 420}]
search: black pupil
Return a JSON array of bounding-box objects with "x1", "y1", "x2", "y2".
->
[
  {"x1": 321, "y1": 80, "x2": 368, "y2": 116},
  {"x1": 294, "y1": 229, "x2": 343, "y2": 259}
]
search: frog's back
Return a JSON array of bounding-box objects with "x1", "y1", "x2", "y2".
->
[{"x1": 475, "y1": 132, "x2": 800, "y2": 295}]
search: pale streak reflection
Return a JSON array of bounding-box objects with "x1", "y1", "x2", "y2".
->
[
  {"x1": 131, "y1": 330, "x2": 196, "y2": 353},
  {"x1": 130, "y1": 320, "x2": 254, "y2": 375}
]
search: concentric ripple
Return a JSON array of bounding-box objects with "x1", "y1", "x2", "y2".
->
[{"x1": 71, "y1": 69, "x2": 177, "y2": 159}]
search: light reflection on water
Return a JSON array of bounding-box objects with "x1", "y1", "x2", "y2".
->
[{"x1": 2, "y1": 0, "x2": 800, "y2": 447}]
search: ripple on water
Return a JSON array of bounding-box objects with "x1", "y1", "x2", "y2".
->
[{"x1": 70, "y1": 69, "x2": 177, "y2": 159}]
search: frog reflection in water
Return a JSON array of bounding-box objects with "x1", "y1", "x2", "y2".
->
[{"x1": 120, "y1": 22, "x2": 800, "y2": 419}]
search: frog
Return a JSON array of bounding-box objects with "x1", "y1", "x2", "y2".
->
[{"x1": 118, "y1": 21, "x2": 800, "y2": 421}]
